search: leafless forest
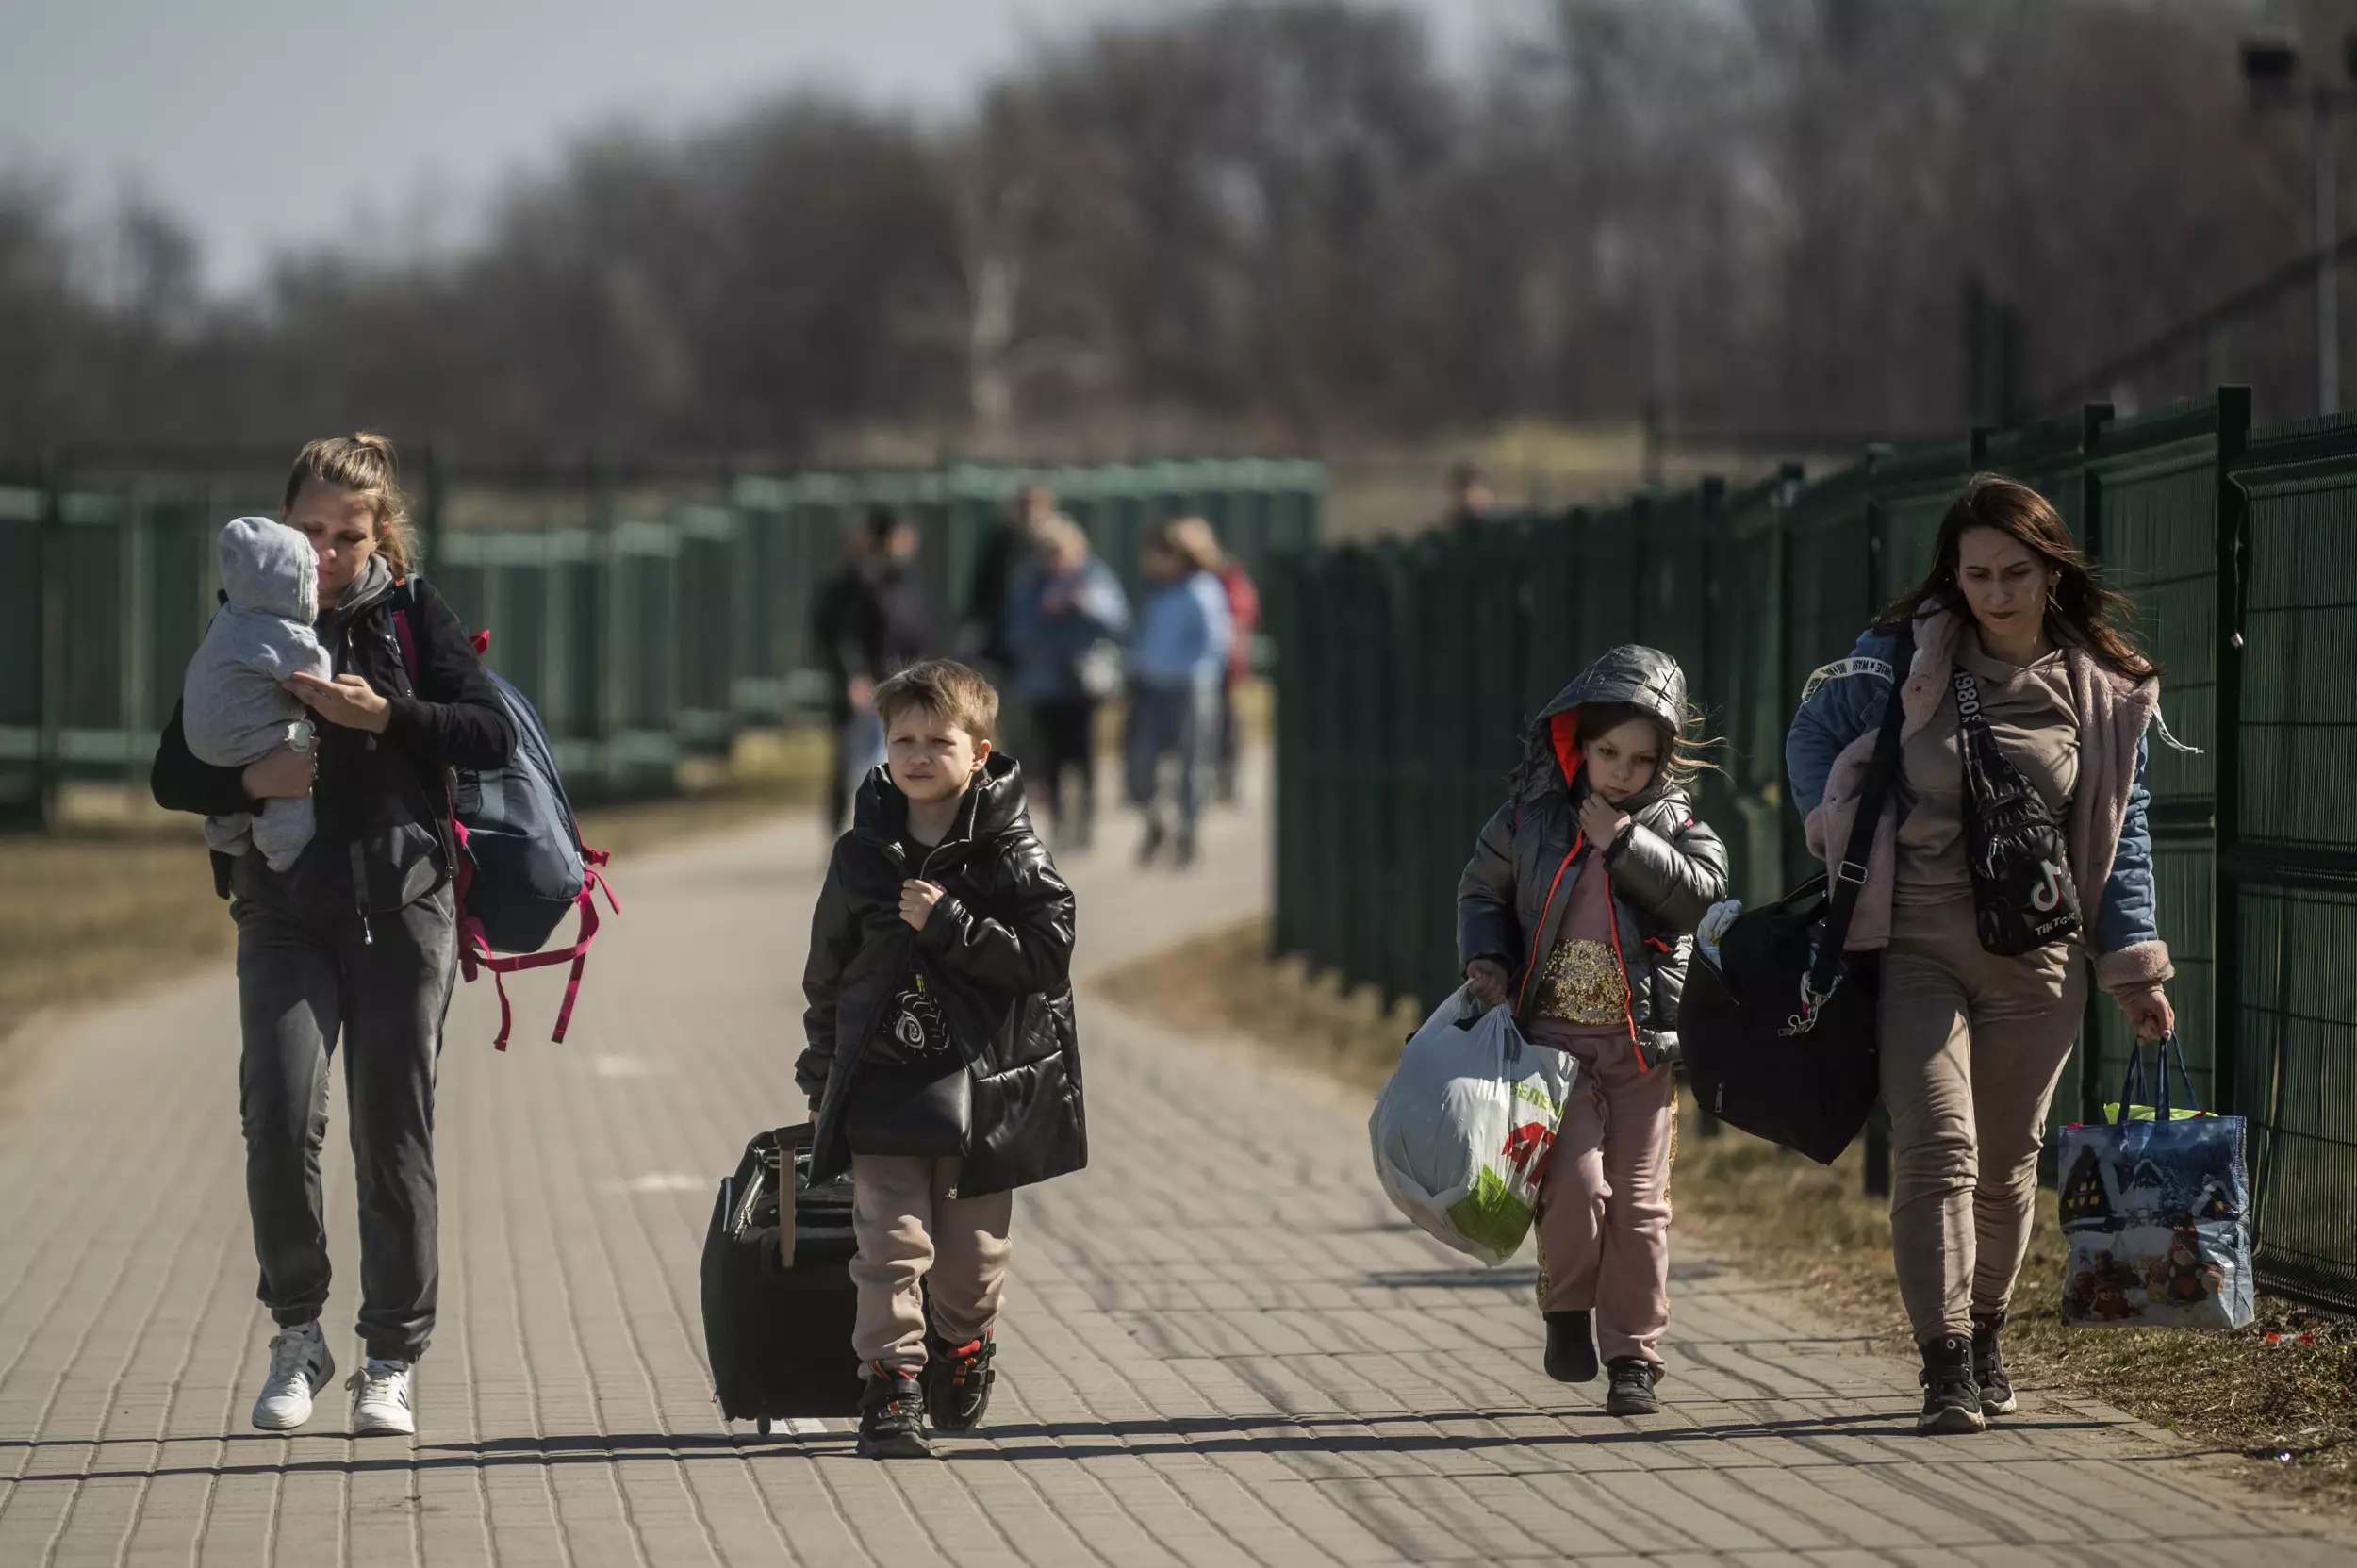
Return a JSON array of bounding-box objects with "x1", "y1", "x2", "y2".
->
[{"x1": 0, "y1": 0, "x2": 2336, "y2": 466}]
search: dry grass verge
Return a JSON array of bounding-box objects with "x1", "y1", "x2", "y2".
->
[
  {"x1": 1096, "y1": 914, "x2": 2357, "y2": 1517},
  {"x1": 0, "y1": 727, "x2": 829, "y2": 1099}
]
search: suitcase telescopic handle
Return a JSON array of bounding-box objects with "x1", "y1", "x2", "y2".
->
[{"x1": 773, "y1": 1124, "x2": 809, "y2": 1269}]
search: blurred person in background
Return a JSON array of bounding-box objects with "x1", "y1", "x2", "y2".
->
[
  {"x1": 1125, "y1": 520, "x2": 1231, "y2": 867},
  {"x1": 961, "y1": 483, "x2": 1058, "y2": 671},
  {"x1": 1443, "y1": 461, "x2": 1497, "y2": 534},
  {"x1": 1006, "y1": 516, "x2": 1129, "y2": 851},
  {"x1": 816, "y1": 508, "x2": 934, "y2": 834},
  {"x1": 1170, "y1": 515, "x2": 1259, "y2": 804}
]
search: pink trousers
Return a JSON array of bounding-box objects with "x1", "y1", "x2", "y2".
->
[{"x1": 1528, "y1": 1022, "x2": 1676, "y2": 1372}]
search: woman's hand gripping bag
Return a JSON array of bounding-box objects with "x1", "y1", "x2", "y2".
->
[{"x1": 1367, "y1": 987, "x2": 1578, "y2": 1266}]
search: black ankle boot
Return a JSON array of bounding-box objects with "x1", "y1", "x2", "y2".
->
[
  {"x1": 1917, "y1": 1333, "x2": 1985, "y2": 1435},
  {"x1": 1542, "y1": 1311, "x2": 1598, "y2": 1384},
  {"x1": 1970, "y1": 1312, "x2": 2016, "y2": 1415}
]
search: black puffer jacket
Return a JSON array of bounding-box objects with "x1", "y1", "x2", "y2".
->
[
  {"x1": 1457, "y1": 644, "x2": 1729, "y2": 1064},
  {"x1": 797, "y1": 754, "x2": 1082, "y2": 1196},
  {"x1": 150, "y1": 563, "x2": 514, "y2": 920}
]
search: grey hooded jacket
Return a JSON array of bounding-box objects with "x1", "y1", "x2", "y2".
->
[
  {"x1": 182, "y1": 517, "x2": 334, "y2": 767},
  {"x1": 1457, "y1": 644, "x2": 1730, "y2": 1064}
]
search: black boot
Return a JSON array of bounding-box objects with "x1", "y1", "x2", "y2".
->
[
  {"x1": 1137, "y1": 817, "x2": 1167, "y2": 867},
  {"x1": 923, "y1": 1331, "x2": 997, "y2": 1434},
  {"x1": 1970, "y1": 1312, "x2": 2016, "y2": 1416},
  {"x1": 1917, "y1": 1333, "x2": 1985, "y2": 1435},
  {"x1": 856, "y1": 1363, "x2": 931, "y2": 1459},
  {"x1": 1604, "y1": 1357, "x2": 1660, "y2": 1416},
  {"x1": 1542, "y1": 1311, "x2": 1598, "y2": 1384}
]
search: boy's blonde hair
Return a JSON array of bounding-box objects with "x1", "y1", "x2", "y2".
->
[
  {"x1": 874, "y1": 659, "x2": 999, "y2": 745},
  {"x1": 283, "y1": 433, "x2": 414, "y2": 574}
]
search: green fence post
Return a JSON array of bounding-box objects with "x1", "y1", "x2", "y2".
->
[
  {"x1": 2076, "y1": 402, "x2": 2117, "y2": 1128},
  {"x1": 1861, "y1": 452, "x2": 1893, "y2": 1200},
  {"x1": 36, "y1": 461, "x2": 65, "y2": 829},
  {"x1": 2212, "y1": 386, "x2": 2253, "y2": 1122},
  {"x1": 418, "y1": 445, "x2": 446, "y2": 571}
]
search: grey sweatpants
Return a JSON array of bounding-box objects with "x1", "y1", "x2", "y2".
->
[
  {"x1": 1878, "y1": 896, "x2": 2085, "y2": 1344},
  {"x1": 231, "y1": 856, "x2": 457, "y2": 1363}
]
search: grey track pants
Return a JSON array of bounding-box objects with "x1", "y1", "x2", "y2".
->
[{"x1": 231, "y1": 857, "x2": 457, "y2": 1362}]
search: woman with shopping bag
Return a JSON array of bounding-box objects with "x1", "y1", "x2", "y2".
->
[
  {"x1": 1456, "y1": 645, "x2": 1728, "y2": 1416},
  {"x1": 1785, "y1": 474, "x2": 2181, "y2": 1435}
]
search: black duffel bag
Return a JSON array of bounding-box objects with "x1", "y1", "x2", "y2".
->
[
  {"x1": 700, "y1": 1124, "x2": 864, "y2": 1430},
  {"x1": 1679, "y1": 633, "x2": 1912, "y2": 1164}
]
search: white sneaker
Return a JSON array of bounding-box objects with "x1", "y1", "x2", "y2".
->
[
  {"x1": 251, "y1": 1321, "x2": 334, "y2": 1430},
  {"x1": 348, "y1": 1360, "x2": 416, "y2": 1436}
]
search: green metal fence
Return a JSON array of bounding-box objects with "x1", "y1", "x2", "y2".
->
[
  {"x1": 1270, "y1": 387, "x2": 2357, "y2": 1312},
  {"x1": 0, "y1": 455, "x2": 1324, "y2": 815}
]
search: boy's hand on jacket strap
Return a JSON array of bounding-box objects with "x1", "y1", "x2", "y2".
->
[
  {"x1": 899, "y1": 879, "x2": 946, "y2": 932},
  {"x1": 286, "y1": 671, "x2": 391, "y2": 734},
  {"x1": 1464, "y1": 959, "x2": 1510, "y2": 1008},
  {"x1": 1577, "y1": 794, "x2": 1631, "y2": 850}
]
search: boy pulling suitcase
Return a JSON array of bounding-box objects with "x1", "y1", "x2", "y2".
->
[{"x1": 798, "y1": 659, "x2": 1085, "y2": 1459}]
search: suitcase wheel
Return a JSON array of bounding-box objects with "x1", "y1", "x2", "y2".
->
[{"x1": 756, "y1": 1416, "x2": 771, "y2": 1437}]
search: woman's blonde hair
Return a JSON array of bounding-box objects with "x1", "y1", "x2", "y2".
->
[{"x1": 283, "y1": 433, "x2": 415, "y2": 575}]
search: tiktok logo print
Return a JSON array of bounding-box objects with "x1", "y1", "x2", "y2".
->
[{"x1": 1950, "y1": 663, "x2": 2083, "y2": 955}]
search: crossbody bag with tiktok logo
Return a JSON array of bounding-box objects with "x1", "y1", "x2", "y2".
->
[{"x1": 1952, "y1": 664, "x2": 2082, "y2": 955}]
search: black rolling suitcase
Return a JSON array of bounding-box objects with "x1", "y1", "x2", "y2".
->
[{"x1": 700, "y1": 1124, "x2": 864, "y2": 1431}]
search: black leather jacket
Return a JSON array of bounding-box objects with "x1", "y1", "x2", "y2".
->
[
  {"x1": 798, "y1": 754, "x2": 1082, "y2": 1196},
  {"x1": 1457, "y1": 645, "x2": 1729, "y2": 1064}
]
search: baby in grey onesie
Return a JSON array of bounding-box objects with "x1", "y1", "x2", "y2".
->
[{"x1": 182, "y1": 517, "x2": 335, "y2": 871}]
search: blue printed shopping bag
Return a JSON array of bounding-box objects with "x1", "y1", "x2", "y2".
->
[{"x1": 2055, "y1": 1032, "x2": 2253, "y2": 1330}]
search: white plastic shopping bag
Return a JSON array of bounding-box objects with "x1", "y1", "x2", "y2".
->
[{"x1": 1367, "y1": 986, "x2": 1579, "y2": 1265}]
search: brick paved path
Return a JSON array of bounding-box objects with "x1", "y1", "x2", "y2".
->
[{"x1": 2, "y1": 776, "x2": 2350, "y2": 1565}]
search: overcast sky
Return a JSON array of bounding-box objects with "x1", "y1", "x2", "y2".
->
[{"x1": 0, "y1": 0, "x2": 1502, "y2": 295}]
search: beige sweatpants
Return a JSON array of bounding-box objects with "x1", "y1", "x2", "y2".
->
[
  {"x1": 849, "y1": 1154, "x2": 1014, "y2": 1374},
  {"x1": 1878, "y1": 896, "x2": 2085, "y2": 1344}
]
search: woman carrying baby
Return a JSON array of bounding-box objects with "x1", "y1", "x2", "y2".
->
[{"x1": 150, "y1": 435, "x2": 513, "y2": 1437}]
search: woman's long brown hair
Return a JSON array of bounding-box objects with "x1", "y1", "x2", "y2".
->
[{"x1": 1871, "y1": 472, "x2": 2156, "y2": 680}]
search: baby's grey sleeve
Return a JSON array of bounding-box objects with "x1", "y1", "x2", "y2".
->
[
  {"x1": 292, "y1": 628, "x2": 334, "y2": 683},
  {"x1": 242, "y1": 623, "x2": 333, "y2": 685}
]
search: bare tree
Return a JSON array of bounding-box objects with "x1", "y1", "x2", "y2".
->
[{"x1": 0, "y1": 0, "x2": 2331, "y2": 461}]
